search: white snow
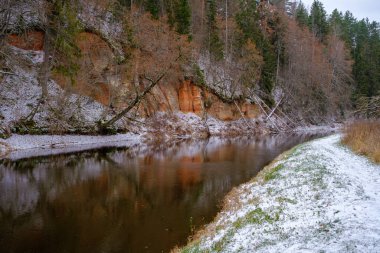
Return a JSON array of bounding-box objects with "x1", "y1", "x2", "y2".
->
[
  {"x1": 0, "y1": 133, "x2": 142, "y2": 160},
  {"x1": 182, "y1": 134, "x2": 380, "y2": 253},
  {"x1": 294, "y1": 124, "x2": 342, "y2": 134}
]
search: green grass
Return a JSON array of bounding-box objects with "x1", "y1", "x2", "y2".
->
[
  {"x1": 233, "y1": 208, "x2": 280, "y2": 229},
  {"x1": 181, "y1": 243, "x2": 203, "y2": 253},
  {"x1": 276, "y1": 197, "x2": 297, "y2": 205},
  {"x1": 264, "y1": 164, "x2": 284, "y2": 181}
]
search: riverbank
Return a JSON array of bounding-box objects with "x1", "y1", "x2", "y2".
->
[
  {"x1": 0, "y1": 121, "x2": 338, "y2": 161},
  {"x1": 0, "y1": 132, "x2": 144, "y2": 160},
  {"x1": 178, "y1": 134, "x2": 380, "y2": 252}
]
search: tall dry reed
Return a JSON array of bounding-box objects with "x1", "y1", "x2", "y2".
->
[{"x1": 342, "y1": 120, "x2": 380, "y2": 163}]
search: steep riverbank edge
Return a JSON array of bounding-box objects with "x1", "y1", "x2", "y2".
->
[
  {"x1": 176, "y1": 134, "x2": 380, "y2": 253},
  {"x1": 0, "y1": 121, "x2": 338, "y2": 160}
]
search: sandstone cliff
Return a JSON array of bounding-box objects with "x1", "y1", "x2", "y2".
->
[{"x1": 0, "y1": 0, "x2": 282, "y2": 138}]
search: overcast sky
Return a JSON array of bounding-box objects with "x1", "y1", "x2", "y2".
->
[{"x1": 300, "y1": 0, "x2": 380, "y2": 22}]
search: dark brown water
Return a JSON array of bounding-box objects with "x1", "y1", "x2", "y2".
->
[{"x1": 0, "y1": 134, "x2": 322, "y2": 253}]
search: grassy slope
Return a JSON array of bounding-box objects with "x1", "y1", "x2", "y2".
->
[{"x1": 178, "y1": 135, "x2": 380, "y2": 253}]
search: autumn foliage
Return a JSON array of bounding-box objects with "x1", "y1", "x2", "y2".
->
[{"x1": 279, "y1": 15, "x2": 352, "y2": 123}]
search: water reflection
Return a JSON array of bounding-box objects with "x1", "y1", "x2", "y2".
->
[{"x1": 0, "y1": 133, "x2": 323, "y2": 253}]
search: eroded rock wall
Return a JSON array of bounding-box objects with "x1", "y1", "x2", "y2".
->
[{"x1": 4, "y1": 30, "x2": 261, "y2": 122}]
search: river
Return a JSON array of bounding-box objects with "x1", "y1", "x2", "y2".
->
[{"x1": 0, "y1": 133, "x2": 323, "y2": 253}]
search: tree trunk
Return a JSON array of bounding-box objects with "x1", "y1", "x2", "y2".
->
[
  {"x1": 40, "y1": 30, "x2": 49, "y2": 100},
  {"x1": 225, "y1": 0, "x2": 228, "y2": 58}
]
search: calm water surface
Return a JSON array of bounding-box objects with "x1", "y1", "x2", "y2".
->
[{"x1": 0, "y1": 134, "x2": 322, "y2": 253}]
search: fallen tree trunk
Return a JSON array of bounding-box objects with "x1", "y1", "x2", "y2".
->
[{"x1": 100, "y1": 72, "x2": 166, "y2": 130}]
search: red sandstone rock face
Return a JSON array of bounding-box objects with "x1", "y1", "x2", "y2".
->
[
  {"x1": 177, "y1": 81, "x2": 260, "y2": 120},
  {"x1": 7, "y1": 31, "x2": 44, "y2": 51},
  {"x1": 53, "y1": 32, "x2": 115, "y2": 105},
  {"x1": 6, "y1": 31, "x2": 261, "y2": 121},
  {"x1": 178, "y1": 80, "x2": 203, "y2": 115}
]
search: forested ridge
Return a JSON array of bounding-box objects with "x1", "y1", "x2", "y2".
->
[{"x1": 0, "y1": 0, "x2": 379, "y2": 136}]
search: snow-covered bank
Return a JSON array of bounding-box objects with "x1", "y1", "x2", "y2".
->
[
  {"x1": 0, "y1": 111, "x2": 265, "y2": 160},
  {"x1": 179, "y1": 135, "x2": 380, "y2": 253},
  {"x1": 0, "y1": 114, "x2": 338, "y2": 161},
  {"x1": 293, "y1": 124, "x2": 341, "y2": 134},
  {"x1": 0, "y1": 133, "x2": 142, "y2": 160}
]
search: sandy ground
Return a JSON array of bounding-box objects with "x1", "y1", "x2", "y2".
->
[{"x1": 180, "y1": 134, "x2": 380, "y2": 253}]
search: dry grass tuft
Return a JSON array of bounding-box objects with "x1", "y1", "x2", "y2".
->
[{"x1": 342, "y1": 120, "x2": 380, "y2": 163}]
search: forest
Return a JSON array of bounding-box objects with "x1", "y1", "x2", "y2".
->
[{"x1": 0, "y1": 0, "x2": 379, "y2": 135}]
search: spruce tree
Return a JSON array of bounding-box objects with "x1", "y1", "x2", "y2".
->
[
  {"x1": 295, "y1": 1, "x2": 309, "y2": 27},
  {"x1": 175, "y1": 0, "x2": 191, "y2": 35},
  {"x1": 146, "y1": 0, "x2": 160, "y2": 19},
  {"x1": 353, "y1": 20, "x2": 380, "y2": 98},
  {"x1": 205, "y1": 0, "x2": 224, "y2": 60},
  {"x1": 235, "y1": 0, "x2": 276, "y2": 99},
  {"x1": 341, "y1": 11, "x2": 357, "y2": 49},
  {"x1": 308, "y1": 0, "x2": 328, "y2": 41},
  {"x1": 328, "y1": 9, "x2": 344, "y2": 37},
  {"x1": 235, "y1": 0, "x2": 260, "y2": 41}
]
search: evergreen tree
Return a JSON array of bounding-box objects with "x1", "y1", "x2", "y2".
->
[
  {"x1": 329, "y1": 9, "x2": 343, "y2": 34},
  {"x1": 206, "y1": 0, "x2": 224, "y2": 60},
  {"x1": 235, "y1": 0, "x2": 276, "y2": 99},
  {"x1": 164, "y1": 0, "x2": 176, "y2": 28},
  {"x1": 174, "y1": 0, "x2": 191, "y2": 35},
  {"x1": 328, "y1": 9, "x2": 347, "y2": 46},
  {"x1": 117, "y1": 0, "x2": 131, "y2": 7},
  {"x1": 146, "y1": 0, "x2": 160, "y2": 19},
  {"x1": 235, "y1": 0, "x2": 260, "y2": 42},
  {"x1": 341, "y1": 11, "x2": 357, "y2": 49},
  {"x1": 353, "y1": 20, "x2": 380, "y2": 98},
  {"x1": 295, "y1": 1, "x2": 309, "y2": 27},
  {"x1": 308, "y1": 0, "x2": 328, "y2": 41}
]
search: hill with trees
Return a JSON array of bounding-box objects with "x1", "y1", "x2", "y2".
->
[{"x1": 0, "y1": 0, "x2": 379, "y2": 136}]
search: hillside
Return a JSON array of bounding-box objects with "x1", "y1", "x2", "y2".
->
[{"x1": 0, "y1": 0, "x2": 379, "y2": 137}]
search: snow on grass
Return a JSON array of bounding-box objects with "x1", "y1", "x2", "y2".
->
[
  {"x1": 294, "y1": 124, "x2": 341, "y2": 135},
  {"x1": 180, "y1": 134, "x2": 380, "y2": 253}
]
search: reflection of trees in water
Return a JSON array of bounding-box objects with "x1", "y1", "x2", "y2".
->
[
  {"x1": 0, "y1": 133, "x2": 320, "y2": 217},
  {"x1": 0, "y1": 133, "x2": 324, "y2": 253}
]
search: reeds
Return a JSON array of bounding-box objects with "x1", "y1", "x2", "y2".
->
[{"x1": 342, "y1": 120, "x2": 380, "y2": 163}]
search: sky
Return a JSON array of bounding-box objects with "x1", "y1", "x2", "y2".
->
[{"x1": 300, "y1": 0, "x2": 380, "y2": 22}]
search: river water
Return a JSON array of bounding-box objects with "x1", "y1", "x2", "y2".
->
[{"x1": 0, "y1": 133, "x2": 322, "y2": 253}]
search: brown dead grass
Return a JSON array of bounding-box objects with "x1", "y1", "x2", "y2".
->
[{"x1": 342, "y1": 120, "x2": 380, "y2": 163}]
